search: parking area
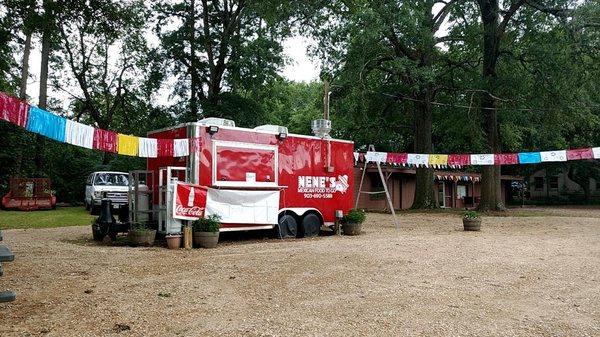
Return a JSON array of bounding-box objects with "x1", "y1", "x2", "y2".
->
[{"x1": 1, "y1": 208, "x2": 600, "y2": 336}]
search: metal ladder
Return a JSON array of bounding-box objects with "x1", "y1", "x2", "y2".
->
[{"x1": 355, "y1": 144, "x2": 400, "y2": 229}]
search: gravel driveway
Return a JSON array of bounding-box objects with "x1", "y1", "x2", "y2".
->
[{"x1": 1, "y1": 208, "x2": 600, "y2": 336}]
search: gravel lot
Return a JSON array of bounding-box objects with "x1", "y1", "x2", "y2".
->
[{"x1": 1, "y1": 208, "x2": 600, "y2": 336}]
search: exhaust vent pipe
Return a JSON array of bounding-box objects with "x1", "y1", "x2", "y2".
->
[{"x1": 311, "y1": 119, "x2": 332, "y2": 139}]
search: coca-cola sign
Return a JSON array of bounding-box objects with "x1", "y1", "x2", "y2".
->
[{"x1": 173, "y1": 182, "x2": 207, "y2": 220}]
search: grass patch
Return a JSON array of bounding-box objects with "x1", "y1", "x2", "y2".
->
[{"x1": 0, "y1": 207, "x2": 94, "y2": 230}]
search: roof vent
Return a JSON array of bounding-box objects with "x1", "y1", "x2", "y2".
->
[
  {"x1": 254, "y1": 124, "x2": 288, "y2": 135},
  {"x1": 311, "y1": 119, "x2": 332, "y2": 138},
  {"x1": 198, "y1": 117, "x2": 235, "y2": 127}
]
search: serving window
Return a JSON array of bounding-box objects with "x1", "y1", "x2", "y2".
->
[{"x1": 212, "y1": 140, "x2": 278, "y2": 188}]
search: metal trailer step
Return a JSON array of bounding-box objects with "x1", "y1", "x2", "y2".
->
[
  {"x1": 0, "y1": 245, "x2": 14, "y2": 262},
  {"x1": 0, "y1": 290, "x2": 16, "y2": 303}
]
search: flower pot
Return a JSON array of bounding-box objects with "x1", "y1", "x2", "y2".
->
[
  {"x1": 342, "y1": 222, "x2": 362, "y2": 236},
  {"x1": 463, "y1": 218, "x2": 481, "y2": 231},
  {"x1": 128, "y1": 229, "x2": 157, "y2": 246},
  {"x1": 166, "y1": 235, "x2": 182, "y2": 250},
  {"x1": 193, "y1": 231, "x2": 219, "y2": 248}
]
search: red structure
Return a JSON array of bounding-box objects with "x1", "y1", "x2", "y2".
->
[
  {"x1": 2, "y1": 178, "x2": 56, "y2": 211},
  {"x1": 147, "y1": 120, "x2": 354, "y2": 235}
]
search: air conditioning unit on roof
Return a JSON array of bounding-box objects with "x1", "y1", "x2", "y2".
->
[
  {"x1": 198, "y1": 117, "x2": 235, "y2": 127},
  {"x1": 254, "y1": 124, "x2": 288, "y2": 135}
]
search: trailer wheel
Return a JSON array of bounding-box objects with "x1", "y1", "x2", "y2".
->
[
  {"x1": 300, "y1": 213, "x2": 321, "y2": 238},
  {"x1": 276, "y1": 214, "x2": 298, "y2": 239}
]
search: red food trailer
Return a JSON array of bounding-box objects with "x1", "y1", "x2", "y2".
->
[
  {"x1": 145, "y1": 118, "x2": 354, "y2": 238},
  {"x1": 1, "y1": 178, "x2": 56, "y2": 211}
]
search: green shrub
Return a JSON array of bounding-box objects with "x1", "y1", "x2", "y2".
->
[
  {"x1": 193, "y1": 214, "x2": 221, "y2": 233},
  {"x1": 463, "y1": 211, "x2": 480, "y2": 219},
  {"x1": 130, "y1": 222, "x2": 149, "y2": 231},
  {"x1": 342, "y1": 209, "x2": 366, "y2": 224}
]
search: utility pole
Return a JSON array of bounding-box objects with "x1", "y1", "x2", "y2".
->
[{"x1": 323, "y1": 79, "x2": 330, "y2": 119}]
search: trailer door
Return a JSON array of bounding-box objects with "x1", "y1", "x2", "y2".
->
[{"x1": 212, "y1": 140, "x2": 278, "y2": 188}]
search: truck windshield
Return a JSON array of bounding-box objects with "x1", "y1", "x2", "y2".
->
[{"x1": 94, "y1": 173, "x2": 128, "y2": 186}]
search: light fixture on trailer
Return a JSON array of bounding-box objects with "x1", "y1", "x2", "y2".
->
[{"x1": 207, "y1": 125, "x2": 219, "y2": 135}]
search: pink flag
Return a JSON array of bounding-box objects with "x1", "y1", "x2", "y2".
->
[
  {"x1": 157, "y1": 138, "x2": 174, "y2": 157},
  {"x1": 494, "y1": 153, "x2": 519, "y2": 165},
  {"x1": 93, "y1": 128, "x2": 118, "y2": 153},
  {"x1": 448, "y1": 154, "x2": 470, "y2": 166},
  {"x1": 386, "y1": 152, "x2": 407, "y2": 164},
  {"x1": 566, "y1": 148, "x2": 593, "y2": 160},
  {"x1": 0, "y1": 92, "x2": 29, "y2": 127}
]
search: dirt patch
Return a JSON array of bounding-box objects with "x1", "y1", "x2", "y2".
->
[{"x1": 1, "y1": 208, "x2": 600, "y2": 336}]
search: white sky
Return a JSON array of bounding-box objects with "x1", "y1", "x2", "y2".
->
[{"x1": 24, "y1": 34, "x2": 320, "y2": 108}]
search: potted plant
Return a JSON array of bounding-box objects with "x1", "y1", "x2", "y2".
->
[
  {"x1": 192, "y1": 214, "x2": 221, "y2": 248},
  {"x1": 341, "y1": 209, "x2": 366, "y2": 236},
  {"x1": 165, "y1": 232, "x2": 182, "y2": 250},
  {"x1": 128, "y1": 222, "x2": 157, "y2": 246},
  {"x1": 463, "y1": 211, "x2": 481, "y2": 231}
]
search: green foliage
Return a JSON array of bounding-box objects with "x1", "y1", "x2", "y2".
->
[
  {"x1": 463, "y1": 211, "x2": 480, "y2": 219},
  {"x1": 130, "y1": 221, "x2": 149, "y2": 232},
  {"x1": 193, "y1": 214, "x2": 221, "y2": 233},
  {"x1": 342, "y1": 209, "x2": 366, "y2": 224}
]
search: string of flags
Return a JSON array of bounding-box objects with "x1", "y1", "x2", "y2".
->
[
  {"x1": 0, "y1": 92, "x2": 193, "y2": 158},
  {"x1": 354, "y1": 147, "x2": 600, "y2": 168},
  {"x1": 3, "y1": 91, "x2": 600, "y2": 164}
]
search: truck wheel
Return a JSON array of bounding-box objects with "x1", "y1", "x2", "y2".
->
[
  {"x1": 300, "y1": 213, "x2": 321, "y2": 238},
  {"x1": 276, "y1": 214, "x2": 297, "y2": 239}
]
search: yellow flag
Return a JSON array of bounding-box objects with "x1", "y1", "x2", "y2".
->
[
  {"x1": 117, "y1": 134, "x2": 139, "y2": 156},
  {"x1": 429, "y1": 154, "x2": 448, "y2": 166}
]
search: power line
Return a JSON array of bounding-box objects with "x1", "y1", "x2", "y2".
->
[{"x1": 369, "y1": 90, "x2": 600, "y2": 112}]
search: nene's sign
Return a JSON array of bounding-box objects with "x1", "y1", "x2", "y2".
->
[
  {"x1": 297, "y1": 175, "x2": 349, "y2": 199},
  {"x1": 173, "y1": 182, "x2": 207, "y2": 220}
]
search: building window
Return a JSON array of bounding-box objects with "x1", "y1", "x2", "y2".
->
[
  {"x1": 549, "y1": 176, "x2": 559, "y2": 190},
  {"x1": 534, "y1": 177, "x2": 544, "y2": 191}
]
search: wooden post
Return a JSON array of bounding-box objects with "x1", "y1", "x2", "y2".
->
[{"x1": 183, "y1": 225, "x2": 193, "y2": 249}]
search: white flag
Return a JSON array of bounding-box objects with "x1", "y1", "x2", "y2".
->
[
  {"x1": 470, "y1": 154, "x2": 494, "y2": 165},
  {"x1": 174, "y1": 138, "x2": 190, "y2": 157},
  {"x1": 540, "y1": 150, "x2": 567, "y2": 162},
  {"x1": 365, "y1": 151, "x2": 387, "y2": 163},
  {"x1": 138, "y1": 137, "x2": 158, "y2": 158},
  {"x1": 407, "y1": 154, "x2": 429, "y2": 166},
  {"x1": 65, "y1": 119, "x2": 94, "y2": 149},
  {"x1": 593, "y1": 147, "x2": 600, "y2": 159}
]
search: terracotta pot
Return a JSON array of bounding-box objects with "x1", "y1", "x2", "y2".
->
[
  {"x1": 193, "y1": 231, "x2": 219, "y2": 248},
  {"x1": 128, "y1": 229, "x2": 157, "y2": 246},
  {"x1": 463, "y1": 218, "x2": 481, "y2": 231},
  {"x1": 166, "y1": 235, "x2": 182, "y2": 250},
  {"x1": 342, "y1": 222, "x2": 362, "y2": 236}
]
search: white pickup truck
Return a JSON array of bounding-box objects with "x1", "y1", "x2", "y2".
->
[{"x1": 84, "y1": 171, "x2": 129, "y2": 214}]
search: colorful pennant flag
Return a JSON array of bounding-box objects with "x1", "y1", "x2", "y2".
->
[
  {"x1": 117, "y1": 134, "x2": 139, "y2": 156},
  {"x1": 138, "y1": 137, "x2": 158, "y2": 158},
  {"x1": 470, "y1": 154, "x2": 494, "y2": 165},
  {"x1": 173, "y1": 138, "x2": 189, "y2": 157},
  {"x1": 0, "y1": 92, "x2": 29, "y2": 127},
  {"x1": 566, "y1": 148, "x2": 593, "y2": 160},
  {"x1": 448, "y1": 154, "x2": 470, "y2": 166},
  {"x1": 26, "y1": 106, "x2": 66, "y2": 142},
  {"x1": 429, "y1": 154, "x2": 448, "y2": 166},
  {"x1": 518, "y1": 152, "x2": 541, "y2": 164},
  {"x1": 93, "y1": 128, "x2": 118, "y2": 153},
  {"x1": 365, "y1": 151, "x2": 388, "y2": 163},
  {"x1": 65, "y1": 119, "x2": 94, "y2": 149},
  {"x1": 540, "y1": 150, "x2": 567, "y2": 162},
  {"x1": 495, "y1": 153, "x2": 519, "y2": 165},
  {"x1": 407, "y1": 153, "x2": 429, "y2": 166}
]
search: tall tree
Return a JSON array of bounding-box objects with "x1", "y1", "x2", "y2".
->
[{"x1": 154, "y1": 0, "x2": 288, "y2": 122}]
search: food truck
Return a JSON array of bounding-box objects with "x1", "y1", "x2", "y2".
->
[{"x1": 134, "y1": 118, "x2": 354, "y2": 238}]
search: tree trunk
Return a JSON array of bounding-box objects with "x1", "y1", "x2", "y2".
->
[
  {"x1": 411, "y1": 90, "x2": 437, "y2": 209},
  {"x1": 188, "y1": 0, "x2": 199, "y2": 122},
  {"x1": 478, "y1": 0, "x2": 505, "y2": 211},
  {"x1": 35, "y1": 24, "x2": 52, "y2": 176},
  {"x1": 16, "y1": 31, "x2": 32, "y2": 173}
]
